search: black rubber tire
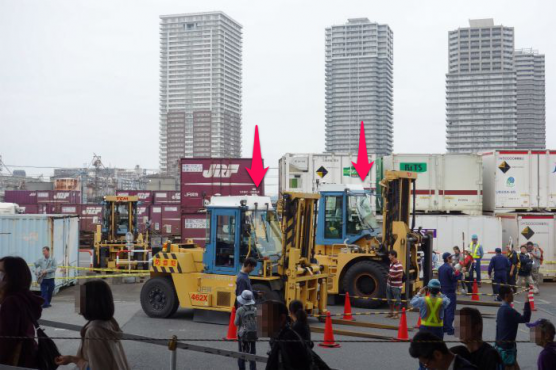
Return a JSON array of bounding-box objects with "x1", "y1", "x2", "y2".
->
[
  {"x1": 342, "y1": 260, "x2": 389, "y2": 309},
  {"x1": 140, "y1": 277, "x2": 180, "y2": 318},
  {"x1": 251, "y1": 283, "x2": 281, "y2": 304}
]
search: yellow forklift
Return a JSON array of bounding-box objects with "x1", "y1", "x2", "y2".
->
[
  {"x1": 93, "y1": 195, "x2": 149, "y2": 270},
  {"x1": 314, "y1": 170, "x2": 433, "y2": 308},
  {"x1": 140, "y1": 193, "x2": 328, "y2": 320}
]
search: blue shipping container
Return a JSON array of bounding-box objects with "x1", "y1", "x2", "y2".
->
[{"x1": 0, "y1": 214, "x2": 79, "y2": 293}]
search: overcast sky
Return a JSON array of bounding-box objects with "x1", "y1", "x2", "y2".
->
[{"x1": 0, "y1": 0, "x2": 554, "y2": 189}]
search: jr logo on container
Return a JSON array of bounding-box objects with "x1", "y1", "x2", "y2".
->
[{"x1": 202, "y1": 164, "x2": 239, "y2": 178}]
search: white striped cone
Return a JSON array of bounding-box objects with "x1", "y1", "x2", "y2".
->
[{"x1": 528, "y1": 285, "x2": 537, "y2": 311}]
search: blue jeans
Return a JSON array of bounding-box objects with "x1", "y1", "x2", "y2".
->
[
  {"x1": 443, "y1": 292, "x2": 456, "y2": 335},
  {"x1": 386, "y1": 286, "x2": 402, "y2": 309},
  {"x1": 473, "y1": 259, "x2": 482, "y2": 282},
  {"x1": 238, "y1": 340, "x2": 256, "y2": 370},
  {"x1": 40, "y1": 278, "x2": 55, "y2": 307}
]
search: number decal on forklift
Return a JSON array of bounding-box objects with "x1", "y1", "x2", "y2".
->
[{"x1": 191, "y1": 294, "x2": 208, "y2": 302}]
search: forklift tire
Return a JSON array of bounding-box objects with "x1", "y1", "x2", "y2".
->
[
  {"x1": 140, "y1": 277, "x2": 179, "y2": 318},
  {"x1": 251, "y1": 283, "x2": 281, "y2": 304},
  {"x1": 342, "y1": 261, "x2": 388, "y2": 309}
]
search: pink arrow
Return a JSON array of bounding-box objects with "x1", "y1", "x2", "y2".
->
[
  {"x1": 351, "y1": 121, "x2": 374, "y2": 181},
  {"x1": 245, "y1": 125, "x2": 269, "y2": 188}
]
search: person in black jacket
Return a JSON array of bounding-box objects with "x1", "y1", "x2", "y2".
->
[
  {"x1": 409, "y1": 331, "x2": 477, "y2": 370},
  {"x1": 266, "y1": 301, "x2": 312, "y2": 370},
  {"x1": 450, "y1": 307, "x2": 502, "y2": 370},
  {"x1": 289, "y1": 300, "x2": 311, "y2": 343},
  {"x1": 0, "y1": 256, "x2": 44, "y2": 368}
]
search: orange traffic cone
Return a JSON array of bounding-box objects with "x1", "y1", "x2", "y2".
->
[
  {"x1": 319, "y1": 312, "x2": 341, "y2": 348},
  {"x1": 414, "y1": 315, "x2": 421, "y2": 329},
  {"x1": 343, "y1": 293, "x2": 354, "y2": 321},
  {"x1": 396, "y1": 308, "x2": 409, "y2": 341},
  {"x1": 472, "y1": 279, "x2": 480, "y2": 301},
  {"x1": 528, "y1": 285, "x2": 537, "y2": 311},
  {"x1": 223, "y1": 306, "x2": 238, "y2": 340}
]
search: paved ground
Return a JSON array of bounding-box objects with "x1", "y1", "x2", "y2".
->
[{"x1": 42, "y1": 279, "x2": 556, "y2": 370}]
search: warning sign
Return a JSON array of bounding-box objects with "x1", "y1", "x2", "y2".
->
[
  {"x1": 316, "y1": 166, "x2": 328, "y2": 178},
  {"x1": 498, "y1": 161, "x2": 511, "y2": 174},
  {"x1": 521, "y1": 226, "x2": 535, "y2": 240}
]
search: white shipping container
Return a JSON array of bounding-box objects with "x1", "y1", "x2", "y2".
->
[
  {"x1": 0, "y1": 214, "x2": 79, "y2": 293},
  {"x1": 498, "y1": 213, "x2": 556, "y2": 279},
  {"x1": 383, "y1": 154, "x2": 483, "y2": 215},
  {"x1": 482, "y1": 150, "x2": 556, "y2": 211},
  {"x1": 279, "y1": 153, "x2": 377, "y2": 194}
]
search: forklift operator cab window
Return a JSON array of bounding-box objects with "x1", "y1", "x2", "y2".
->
[
  {"x1": 240, "y1": 210, "x2": 282, "y2": 262},
  {"x1": 324, "y1": 196, "x2": 343, "y2": 239},
  {"x1": 116, "y1": 204, "x2": 130, "y2": 234},
  {"x1": 347, "y1": 194, "x2": 378, "y2": 235},
  {"x1": 215, "y1": 215, "x2": 236, "y2": 267}
]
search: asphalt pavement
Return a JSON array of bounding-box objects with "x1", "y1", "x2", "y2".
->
[{"x1": 41, "y1": 279, "x2": 556, "y2": 370}]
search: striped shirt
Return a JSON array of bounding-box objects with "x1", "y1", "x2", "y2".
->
[{"x1": 388, "y1": 261, "x2": 404, "y2": 288}]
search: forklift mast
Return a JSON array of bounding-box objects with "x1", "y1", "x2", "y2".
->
[{"x1": 101, "y1": 195, "x2": 139, "y2": 241}]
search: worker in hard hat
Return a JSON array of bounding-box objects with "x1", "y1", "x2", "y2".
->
[
  {"x1": 410, "y1": 279, "x2": 451, "y2": 340},
  {"x1": 469, "y1": 235, "x2": 484, "y2": 287},
  {"x1": 438, "y1": 252, "x2": 461, "y2": 336}
]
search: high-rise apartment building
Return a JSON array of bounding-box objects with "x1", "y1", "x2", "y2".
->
[
  {"x1": 446, "y1": 19, "x2": 545, "y2": 152},
  {"x1": 159, "y1": 12, "x2": 242, "y2": 174},
  {"x1": 515, "y1": 49, "x2": 546, "y2": 149},
  {"x1": 325, "y1": 18, "x2": 393, "y2": 155},
  {"x1": 446, "y1": 19, "x2": 517, "y2": 153}
]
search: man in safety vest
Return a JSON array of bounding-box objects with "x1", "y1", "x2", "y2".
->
[
  {"x1": 410, "y1": 279, "x2": 451, "y2": 340},
  {"x1": 469, "y1": 234, "x2": 484, "y2": 286}
]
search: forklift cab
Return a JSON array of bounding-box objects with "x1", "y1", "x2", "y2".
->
[
  {"x1": 203, "y1": 196, "x2": 282, "y2": 276},
  {"x1": 316, "y1": 185, "x2": 379, "y2": 246},
  {"x1": 101, "y1": 196, "x2": 139, "y2": 241}
]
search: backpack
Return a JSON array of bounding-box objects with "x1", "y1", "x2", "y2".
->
[
  {"x1": 240, "y1": 306, "x2": 258, "y2": 341},
  {"x1": 520, "y1": 254, "x2": 533, "y2": 274}
]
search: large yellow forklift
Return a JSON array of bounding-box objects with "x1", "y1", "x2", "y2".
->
[
  {"x1": 93, "y1": 195, "x2": 149, "y2": 270},
  {"x1": 314, "y1": 170, "x2": 433, "y2": 308},
  {"x1": 140, "y1": 193, "x2": 328, "y2": 320}
]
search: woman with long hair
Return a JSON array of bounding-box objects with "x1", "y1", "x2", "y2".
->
[
  {"x1": 0, "y1": 256, "x2": 44, "y2": 368},
  {"x1": 55, "y1": 279, "x2": 130, "y2": 370},
  {"x1": 288, "y1": 300, "x2": 311, "y2": 343}
]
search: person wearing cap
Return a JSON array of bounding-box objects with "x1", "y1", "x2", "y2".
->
[
  {"x1": 495, "y1": 285, "x2": 531, "y2": 369},
  {"x1": 438, "y1": 252, "x2": 461, "y2": 336},
  {"x1": 235, "y1": 290, "x2": 258, "y2": 370},
  {"x1": 527, "y1": 319, "x2": 556, "y2": 369},
  {"x1": 506, "y1": 244, "x2": 520, "y2": 293},
  {"x1": 488, "y1": 248, "x2": 510, "y2": 301},
  {"x1": 410, "y1": 279, "x2": 451, "y2": 340},
  {"x1": 469, "y1": 235, "x2": 484, "y2": 287}
]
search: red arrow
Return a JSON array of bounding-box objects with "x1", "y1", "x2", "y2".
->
[
  {"x1": 245, "y1": 125, "x2": 269, "y2": 188},
  {"x1": 351, "y1": 121, "x2": 374, "y2": 181}
]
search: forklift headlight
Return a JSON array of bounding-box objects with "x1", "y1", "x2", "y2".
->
[{"x1": 258, "y1": 269, "x2": 263, "y2": 276}]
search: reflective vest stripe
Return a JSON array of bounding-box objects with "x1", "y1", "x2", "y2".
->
[
  {"x1": 422, "y1": 296, "x2": 443, "y2": 327},
  {"x1": 469, "y1": 243, "x2": 482, "y2": 259}
]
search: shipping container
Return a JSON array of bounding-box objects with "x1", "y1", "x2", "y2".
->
[
  {"x1": 181, "y1": 212, "x2": 208, "y2": 247},
  {"x1": 18, "y1": 204, "x2": 39, "y2": 214},
  {"x1": 149, "y1": 205, "x2": 162, "y2": 234},
  {"x1": 153, "y1": 191, "x2": 181, "y2": 204},
  {"x1": 0, "y1": 203, "x2": 21, "y2": 215},
  {"x1": 80, "y1": 205, "x2": 103, "y2": 234},
  {"x1": 279, "y1": 153, "x2": 377, "y2": 195},
  {"x1": 382, "y1": 154, "x2": 483, "y2": 215},
  {"x1": 161, "y1": 205, "x2": 181, "y2": 237},
  {"x1": 482, "y1": 150, "x2": 556, "y2": 212},
  {"x1": 4, "y1": 190, "x2": 38, "y2": 205},
  {"x1": 180, "y1": 158, "x2": 264, "y2": 212},
  {"x1": 415, "y1": 214, "x2": 503, "y2": 279},
  {"x1": 116, "y1": 190, "x2": 153, "y2": 204},
  {"x1": 0, "y1": 214, "x2": 79, "y2": 292},
  {"x1": 499, "y1": 213, "x2": 556, "y2": 279},
  {"x1": 36, "y1": 191, "x2": 81, "y2": 204},
  {"x1": 137, "y1": 205, "x2": 150, "y2": 233}
]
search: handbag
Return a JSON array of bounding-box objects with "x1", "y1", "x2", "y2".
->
[{"x1": 25, "y1": 306, "x2": 61, "y2": 370}]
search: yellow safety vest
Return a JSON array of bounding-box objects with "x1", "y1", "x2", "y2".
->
[
  {"x1": 422, "y1": 296, "x2": 443, "y2": 327},
  {"x1": 469, "y1": 242, "x2": 482, "y2": 259}
]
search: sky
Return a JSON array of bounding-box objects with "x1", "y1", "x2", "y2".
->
[{"x1": 0, "y1": 0, "x2": 554, "y2": 191}]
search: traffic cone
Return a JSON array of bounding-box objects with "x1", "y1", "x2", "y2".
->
[
  {"x1": 414, "y1": 315, "x2": 421, "y2": 329},
  {"x1": 396, "y1": 308, "x2": 409, "y2": 341},
  {"x1": 342, "y1": 293, "x2": 354, "y2": 321},
  {"x1": 223, "y1": 306, "x2": 238, "y2": 340},
  {"x1": 319, "y1": 312, "x2": 340, "y2": 348},
  {"x1": 528, "y1": 285, "x2": 537, "y2": 311},
  {"x1": 472, "y1": 279, "x2": 480, "y2": 301}
]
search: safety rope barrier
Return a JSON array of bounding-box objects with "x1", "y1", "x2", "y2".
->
[
  {"x1": 310, "y1": 308, "x2": 418, "y2": 318},
  {"x1": 59, "y1": 265, "x2": 150, "y2": 273},
  {"x1": 52, "y1": 273, "x2": 149, "y2": 280},
  {"x1": 338, "y1": 293, "x2": 409, "y2": 303}
]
